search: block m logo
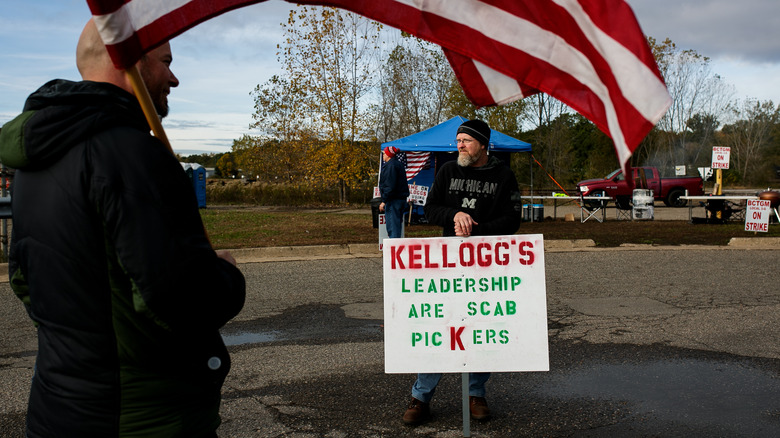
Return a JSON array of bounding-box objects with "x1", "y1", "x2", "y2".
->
[{"x1": 461, "y1": 198, "x2": 476, "y2": 209}]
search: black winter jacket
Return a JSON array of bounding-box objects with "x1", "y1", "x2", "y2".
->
[
  {"x1": 424, "y1": 156, "x2": 522, "y2": 237},
  {"x1": 0, "y1": 79, "x2": 246, "y2": 437}
]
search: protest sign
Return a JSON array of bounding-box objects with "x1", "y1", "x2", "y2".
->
[
  {"x1": 711, "y1": 146, "x2": 730, "y2": 169},
  {"x1": 383, "y1": 235, "x2": 549, "y2": 373},
  {"x1": 745, "y1": 199, "x2": 771, "y2": 232},
  {"x1": 408, "y1": 184, "x2": 429, "y2": 206}
]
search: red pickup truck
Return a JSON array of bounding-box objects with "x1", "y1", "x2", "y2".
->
[{"x1": 576, "y1": 166, "x2": 704, "y2": 208}]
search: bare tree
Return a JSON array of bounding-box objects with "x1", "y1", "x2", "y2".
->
[
  {"x1": 720, "y1": 99, "x2": 779, "y2": 184},
  {"x1": 372, "y1": 34, "x2": 456, "y2": 142},
  {"x1": 643, "y1": 37, "x2": 734, "y2": 172},
  {"x1": 257, "y1": 6, "x2": 384, "y2": 201}
]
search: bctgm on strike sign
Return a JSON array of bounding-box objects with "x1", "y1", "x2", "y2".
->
[
  {"x1": 745, "y1": 199, "x2": 771, "y2": 232},
  {"x1": 383, "y1": 235, "x2": 549, "y2": 373},
  {"x1": 711, "y1": 146, "x2": 730, "y2": 169}
]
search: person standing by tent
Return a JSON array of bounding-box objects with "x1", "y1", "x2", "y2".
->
[
  {"x1": 402, "y1": 119, "x2": 522, "y2": 425},
  {"x1": 0, "y1": 20, "x2": 245, "y2": 437},
  {"x1": 379, "y1": 146, "x2": 410, "y2": 238}
]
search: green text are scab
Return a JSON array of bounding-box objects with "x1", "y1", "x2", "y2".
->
[
  {"x1": 401, "y1": 276, "x2": 521, "y2": 294},
  {"x1": 408, "y1": 301, "x2": 517, "y2": 319}
]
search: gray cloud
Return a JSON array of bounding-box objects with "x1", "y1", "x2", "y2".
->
[
  {"x1": 628, "y1": 0, "x2": 780, "y2": 63},
  {"x1": 164, "y1": 119, "x2": 217, "y2": 130}
]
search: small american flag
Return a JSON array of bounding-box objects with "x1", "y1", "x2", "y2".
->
[{"x1": 397, "y1": 151, "x2": 431, "y2": 181}]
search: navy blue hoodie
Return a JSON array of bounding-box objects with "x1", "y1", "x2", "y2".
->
[{"x1": 379, "y1": 156, "x2": 410, "y2": 202}]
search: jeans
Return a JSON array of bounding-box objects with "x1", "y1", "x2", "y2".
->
[
  {"x1": 384, "y1": 199, "x2": 407, "y2": 239},
  {"x1": 411, "y1": 372, "x2": 490, "y2": 403}
]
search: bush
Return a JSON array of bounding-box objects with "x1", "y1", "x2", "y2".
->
[{"x1": 206, "y1": 180, "x2": 374, "y2": 206}]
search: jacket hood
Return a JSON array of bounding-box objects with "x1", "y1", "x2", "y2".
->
[
  {"x1": 0, "y1": 79, "x2": 147, "y2": 170},
  {"x1": 472, "y1": 155, "x2": 504, "y2": 171}
]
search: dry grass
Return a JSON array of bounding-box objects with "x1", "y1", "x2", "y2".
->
[{"x1": 200, "y1": 205, "x2": 780, "y2": 249}]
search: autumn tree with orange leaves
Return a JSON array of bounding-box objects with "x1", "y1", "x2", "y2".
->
[{"x1": 248, "y1": 6, "x2": 382, "y2": 202}]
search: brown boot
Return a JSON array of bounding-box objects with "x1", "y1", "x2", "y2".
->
[
  {"x1": 469, "y1": 396, "x2": 491, "y2": 420},
  {"x1": 403, "y1": 398, "x2": 430, "y2": 425}
]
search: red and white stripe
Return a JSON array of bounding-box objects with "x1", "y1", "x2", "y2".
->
[
  {"x1": 86, "y1": 0, "x2": 267, "y2": 69},
  {"x1": 402, "y1": 152, "x2": 430, "y2": 181},
  {"x1": 298, "y1": 0, "x2": 671, "y2": 174},
  {"x1": 85, "y1": 0, "x2": 671, "y2": 172}
]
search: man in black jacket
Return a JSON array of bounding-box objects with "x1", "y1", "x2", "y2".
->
[
  {"x1": 0, "y1": 20, "x2": 245, "y2": 437},
  {"x1": 402, "y1": 119, "x2": 522, "y2": 425},
  {"x1": 378, "y1": 146, "x2": 410, "y2": 239}
]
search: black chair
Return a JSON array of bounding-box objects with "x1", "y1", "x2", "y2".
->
[{"x1": 615, "y1": 195, "x2": 632, "y2": 220}]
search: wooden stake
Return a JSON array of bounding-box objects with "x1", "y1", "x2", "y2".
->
[
  {"x1": 715, "y1": 169, "x2": 723, "y2": 219},
  {"x1": 715, "y1": 169, "x2": 723, "y2": 195},
  {"x1": 125, "y1": 65, "x2": 213, "y2": 245}
]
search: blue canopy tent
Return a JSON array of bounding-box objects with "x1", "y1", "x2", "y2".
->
[{"x1": 380, "y1": 116, "x2": 532, "y2": 223}]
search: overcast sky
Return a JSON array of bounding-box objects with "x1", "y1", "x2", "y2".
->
[{"x1": 1, "y1": 0, "x2": 778, "y2": 155}]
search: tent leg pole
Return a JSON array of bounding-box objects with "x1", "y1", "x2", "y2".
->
[{"x1": 529, "y1": 153, "x2": 534, "y2": 222}]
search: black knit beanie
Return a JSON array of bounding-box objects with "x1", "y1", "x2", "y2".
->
[{"x1": 457, "y1": 119, "x2": 491, "y2": 146}]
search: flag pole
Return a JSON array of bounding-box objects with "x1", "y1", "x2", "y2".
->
[
  {"x1": 124, "y1": 64, "x2": 213, "y2": 245},
  {"x1": 125, "y1": 65, "x2": 174, "y2": 155}
]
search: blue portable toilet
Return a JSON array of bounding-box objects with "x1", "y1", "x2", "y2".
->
[{"x1": 181, "y1": 163, "x2": 207, "y2": 208}]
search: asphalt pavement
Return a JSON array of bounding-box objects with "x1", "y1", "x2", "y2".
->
[{"x1": 1, "y1": 211, "x2": 779, "y2": 437}]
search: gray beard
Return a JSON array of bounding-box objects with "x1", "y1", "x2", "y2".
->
[{"x1": 457, "y1": 152, "x2": 478, "y2": 167}]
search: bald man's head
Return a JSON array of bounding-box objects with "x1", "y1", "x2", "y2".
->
[
  {"x1": 75, "y1": 19, "x2": 179, "y2": 118},
  {"x1": 76, "y1": 20, "x2": 127, "y2": 87}
]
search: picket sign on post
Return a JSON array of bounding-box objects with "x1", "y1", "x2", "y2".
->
[
  {"x1": 408, "y1": 184, "x2": 429, "y2": 206},
  {"x1": 383, "y1": 234, "x2": 549, "y2": 435},
  {"x1": 711, "y1": 146, "x2": 731, "y2": 169},
  {"x1": 383, "y1": 235, "x2": 549, "y2": 373},
  {"x1": 745, "y1": 199, "x2": 771, "y2": 233},
  {"x1": 711, "y1": 146, "x2": 731, "y2": 197}
]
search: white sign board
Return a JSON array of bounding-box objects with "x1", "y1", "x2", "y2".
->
[
  {"x1": 375, "y1": 184, "x2": 429, "y2": 206},
  {"x1": 408, "y1": 184, "x2": 429, "y2": 206},
  {"x1": 745, "y1": 199, "x2": 772, "y2": 232},
  {"x1": 378, "y1": 214, "x2": 387, "y2": 250},
  {"x1": 383, "y1": 235, "x2": 549, "y2": 373},
  {"x1": 711, "y1": 146, "x2": 730, "y2": 169}
]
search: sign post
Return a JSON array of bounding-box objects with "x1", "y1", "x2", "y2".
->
[{"x1": 383, "y1": 235, "x2": 549, "y2": 434}]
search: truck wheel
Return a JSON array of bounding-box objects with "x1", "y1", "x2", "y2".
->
[
  {"x1": 585, "y1": 190, "x2": 608, "y2": 209},
  {"x1": 666, "y1": 188, "x2": 686, "y2": 208}
]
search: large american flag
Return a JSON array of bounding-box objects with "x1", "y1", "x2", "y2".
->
[
  {"x1": 397, "y1": 151, "x2": 431, "y2": 181},
  {"x1": 85, "y1": 0, "x2": 671, "y2": 173}
]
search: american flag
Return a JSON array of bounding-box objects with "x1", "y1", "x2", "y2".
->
[
  {"x1": 85, "y1": 0, "x2": 670, "y2": 173},
  {"x1": 397, "y1": 151, "x2": 431, "y2": 181}
]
